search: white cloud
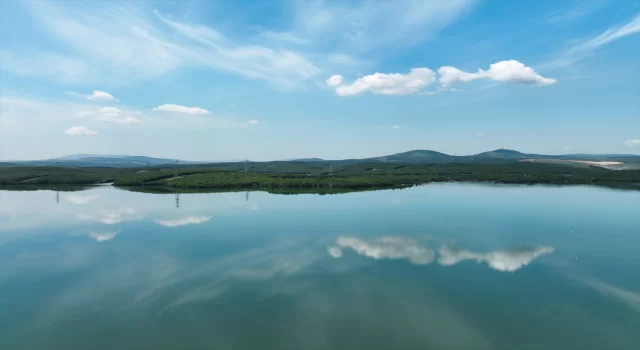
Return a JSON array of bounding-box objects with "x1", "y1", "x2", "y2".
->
[
  {"x1": 623, "y1": 139, "x2": 640, "y2": 146},
  {"x1": 330, "y1": 68, "x2": 436, "y2": 96},
  {"x1": 155, "y1": 216, "x2": 211, "y2": 227},
  {"x1": 481, "y1": 60, "x2": 556, "y2": 85},
  {"x1": 326, "y1": 74, "x2": 343, "y2": 87},
  {"x1": 476, "y1": 132, "x2": 484, "y2": 137},
  {"x1": 391, "y1": 125, "x2": 401, "y2": 129},
  {"x1": 65, "y1": 126, "x2": 98, "y2": 136},
  {"x1": 88, "y1": 231, "x2": 119, "y2": 243},
  {"x1": 438, "y1": 60, "x2": 556, "y2": 87},
  {"x1": 75, "y1": 107, "x2": 141, "y2": 124},
  {"x1": 333, "y1": 236, "x2": 435, "y2": 265},
  {"x1": 68, "y1": 90, "x2": 118, "y2": 101},
  {"x1": 248, "y1": 120, "x2": 259, "y2": 125},
  {"x1": 78, "y1": 207, "x2": 141, "y2": 224},
  {"x1": 153, "y1": 104, "x2": 211, "y2": 115},
  {"x1": 438, "y1": 66, "x2": 481, "y2": 87},
  {"x1": 87, "y1": 90, "x2": 117, "y2": 101},
  {"x1": 66, "y1": 194, "x2": 99, "y2": 205},
  {"x1": 438, "y1": 245, "x2": 554, "y2": 272}
]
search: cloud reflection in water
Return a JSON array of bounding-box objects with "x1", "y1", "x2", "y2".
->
[
  {"x1": 438, "y1": 245, "x2": 554, "y2": 272},
  {"x1": 330, "y1": 236, "x2": 435, "y2": 265},
  {"x1": 155, "y1": 216, "x2": 211, "y2": 227},
  {"x1": 329, "y1": 236, "x2": 553, "y2": 272}
]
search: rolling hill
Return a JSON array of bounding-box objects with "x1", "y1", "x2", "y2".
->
[{"x1": 2, "y1": 149, "x2": 639, "y2": 168}]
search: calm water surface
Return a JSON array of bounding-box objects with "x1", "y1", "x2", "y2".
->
[{"x1": 1, "y1": 184, "x2": 639, "y2": 350}]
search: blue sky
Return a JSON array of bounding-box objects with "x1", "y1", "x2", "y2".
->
[{"x1": 1, "y1": 0, "x2": 639, "y2": 161}]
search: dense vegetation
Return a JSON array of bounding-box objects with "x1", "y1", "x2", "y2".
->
[{"x1": 1, "y1": 161, "x2": 639, "y2": 191}]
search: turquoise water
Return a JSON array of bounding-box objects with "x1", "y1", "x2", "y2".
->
[{"x1": 0, "y1": 184, "x2": 639, "y2": 349}]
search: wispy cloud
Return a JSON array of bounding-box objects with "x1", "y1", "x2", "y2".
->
[
  {"x1": 391, "y1": 125, "x2": 402, "y2": 129},
  {"x1": 257, "y1": 30, "x2": 311, "y2": 45},
  {"x1": 9, "y1": 1, "x2": 479, "y2": 88},
  {"x1": 543, "y1": 13, "x2": 640, "y2": 69},
  {"x1": 547, "y1": 1, "x2": 607, "y2": 23},
  {"x1": 155, "y1": 216, "x2": 211, "y2": 227},
  {"x1": 65, "y1": 126, "x2": 98, "y2": 136},
  {"x1": 153, "y1": 104, "x2": 211, "y2": 115},
  {"x1": 623, "y1": 139, "x2": 640, "y2": 146},
  {"x1": 12, "y1": 1, "x2": 322, "y2": 87},
  {"x1": 476, "y1": 132, "x2": 484, "y2": 137},
  {"x1": 568, "y1": 13, "x2": 640, "y2": 53},
  {"x1": 292, "y1": 0, "x2": 478, "y2": 53},
  {"x1": 75, "y1": 107, "x2": 141, "y2": 124},
  {"x1": 248, "y1": 120, "x2": 259, "y2": 125}
]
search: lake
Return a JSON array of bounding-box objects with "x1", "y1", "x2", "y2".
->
[{"x1": 1, "y1": 184, "x2": 639, "y2": 349}]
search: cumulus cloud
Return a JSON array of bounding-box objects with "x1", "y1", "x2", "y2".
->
[
  {"x1": 438, "y1": 245, "x2": 554, "y2": 272},
  {"x1": 328, "y1": 60, "x2": 553, "y2": 95},
  {"x1": 438, "y1": 66, "x2": 481, "y2": 87},
  {"x1": 68, "y1": 90, "x2": 118, "y2": 101},
  {"x1": 332, "y1": 236, "x2": 435, "y2": 265},
  {"x1": 66, "y1": 194, "x2": 99, "y2": 205},
  {"x1": 623, "y1": 139, "x2": 640, "y2": 146},
  {"x1": 438, "y1": 60, "x2": 556, "y2": 87},
  {"x1": 65, "y1": 126, "x2": 98, "y2": 136},
  {"x1": 329, "y1": 68, "x2": 436, "y2": 96},
  {"x1": 88, "y1": 231, "x2": 119, "y2": 242},
  {"x1": 326, "y1": 74, "x2": 343, "y2": 87},
  {"x1": 155, "y1": 216, "x2": 211, "y2": 227},
  {"x1": 153, "y1": 104, "x2": 211, "y2": 115},
  {"x1": 78, "y1": 207, "x2": 141, "y2": 224},
  {"x1": 74, "y1": 107, "x2": 141, "y2": 124},
  {"x1": 248, "y1": 120, "x2": 259, "y2": 125}
]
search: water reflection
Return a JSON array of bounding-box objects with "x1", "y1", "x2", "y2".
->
[
  {"x1": 155, "y1": 216, "x2": 211, "y2": 227},
  {"x1": 66, "y1": 194, "x2": 99, "y2": 204},
  {"x1": 328, "y1": 236, "x2": 554, "y2": 272},
  {"x1": 0, "y1": 184, "x2": 639, "y2": 350},
  {"x1": 329, "y1": 236, "x2": 435, "y2": 265},
  {"x1": 438, "y1": 245, "x2": 554, "y2": 272},
  {"x1": 88, "y1": 231, "x2": 119, "y2": 242},
  {"x1": 78, "y1": 207, "x2": 142, "y2": 224}
]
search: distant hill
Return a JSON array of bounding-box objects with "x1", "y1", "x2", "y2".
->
[
  {"x1": 3, "y1": 149, "x2": 639, "y2": 169},
  {"x1": 53, "y1": 154, "x2": 130, "y2": 160},
  {"x1": 10, "y1": 155, "x2": 204, "y2": 168}
]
